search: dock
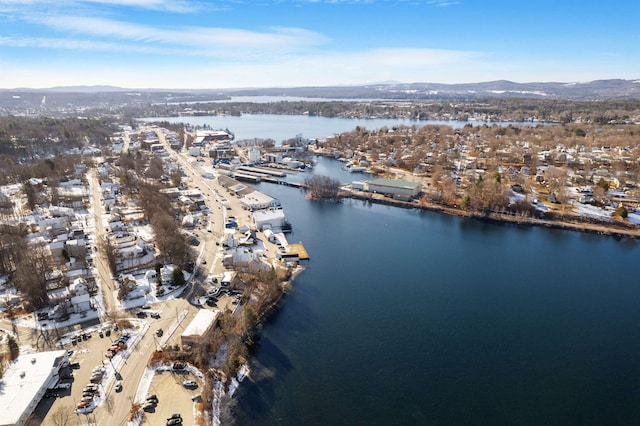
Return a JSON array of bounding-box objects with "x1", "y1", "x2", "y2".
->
[
  {"x1": 262, "y1": 177, "x2": 307, "y2": 188},
  {"x1": 287, "y1": 243, "x2": 309, "y2": 260}
]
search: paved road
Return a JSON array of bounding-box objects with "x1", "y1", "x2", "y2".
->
[{"x1": 89, "y1": 170, "x2": 116, "y2": 318}]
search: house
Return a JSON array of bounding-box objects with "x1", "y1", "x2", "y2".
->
[{"x1": 70, "y1": 294, "x2": 92, "y2": 314}]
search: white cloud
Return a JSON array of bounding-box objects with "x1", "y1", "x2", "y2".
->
[
  {"x1": 22, "y1": 14, "x2": 329, "y2": 58},
  {"x1": 0, "y1": 45, "x2": 487, "y2": 89},
  {"x1": 427, "y1": 0, "x2": 461, "y2": 6},
  {"x1": 0, "y1": 0, "x2": 205, "y2": 13},
  {"x1": 82, "y1": 0, "x2": 201, "y2": 13}
]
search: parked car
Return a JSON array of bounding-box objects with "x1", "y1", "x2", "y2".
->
[
  {"x1": 182, "y1": 380, "x2": 197, "y2": 388},
  {"x1": 141, "y1": 304, "x2": 151, "y2": 309},
  {"x1": 54, "y1": 382, "x2": 71, "y2": 390},
  {"x1": 69, "y1": 362, "x2": 80, "y2": 369},
  {"x1": 142, "y1": 402, "x2": 156, "y2": 412},
  {"x1": 147, "y1": 394, "x2": 158, "y2": 403},
  {"x1": 136, "y1": 311, "x2": 148, "y2": 318},
  {"x1": 115, "y1": 382, "x2": 122, "y2": 392},
  {"x1": 156, "y1": 328, "x2": 163, "y2": 337},
  {"x1": 168, "y1": 414, "x2": 182, "y2": 421},
  {"x1": 166, "y1": 418, "x2": 182, "y2": 426},
  {"x1": 75, "y1": 405, "x2": 94, "y2": 414},
  {"x1": 150, "y1": 312, "x2": 160, "y2": 319}
]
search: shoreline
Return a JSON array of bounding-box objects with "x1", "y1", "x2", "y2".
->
[{"x1": 345, "y1": 191, "x2": 640, "y2": 239}]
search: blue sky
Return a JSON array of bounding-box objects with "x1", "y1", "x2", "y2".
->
[{"x1": 1, "y1": 0, "x2": 638, "y2": 89}]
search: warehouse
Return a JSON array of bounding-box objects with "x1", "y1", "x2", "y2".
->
[
  {"x1": 365, "y1": 178, "x2": 422, "y2": 198},
  {"x1": 253, "y1": 209, "x2": 291, "y2": 232}
]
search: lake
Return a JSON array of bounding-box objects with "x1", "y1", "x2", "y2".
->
[
  {"x1": 140, "y1": 114, "x2": 525, "y2": 144},
  {"x1": 231, "y1": 156, "x2": 640, "y2": 425}
]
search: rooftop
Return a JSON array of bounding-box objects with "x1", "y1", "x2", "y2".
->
[
  {"x1": 0, "y1": 350, "x2": 66, "y2": 425},
  {"x1": 368, "y1": 178, "x2": 421, "y2": 190},
  {"x1": 182, "y1": 309, "x2": 219, "y2": 338}
]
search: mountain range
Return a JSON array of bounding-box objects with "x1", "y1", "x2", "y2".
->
[{"x1": 2, "y1": 80, "x2": 640, "y2": 111}]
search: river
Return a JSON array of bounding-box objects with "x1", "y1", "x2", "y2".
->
[{"x1": 229, "y1": 156, "x2": 640, "y2": 425}]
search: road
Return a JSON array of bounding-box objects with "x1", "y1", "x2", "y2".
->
[
  {"x1": 89, "y1": 170, "x2": 116, "y2": 317},
  {"x1": 41, "y1": 129, "x2": 251, "y2": 425}
]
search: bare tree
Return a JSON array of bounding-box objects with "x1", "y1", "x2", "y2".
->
[
  {"x1": 98, "y1": 236, "x2": 118, "y2": 276},
  {"x1": 13, "y1": 241, "x2": 51, "y2": 310},
  {"x1": 50, "y1": 405, "x2": 75, "y2": 426},
  {"x1": 304, "y1": 175, "x2": 341, "y2": 200}
]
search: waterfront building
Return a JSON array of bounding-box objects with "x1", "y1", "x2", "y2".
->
[
  {"x1": 253, "y1": 209, "x2": 290, "y2": 232},
  {"x1": 365, "y1": 178, "x2": 422, "y2": 198}
]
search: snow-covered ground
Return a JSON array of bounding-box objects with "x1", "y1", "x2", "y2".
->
[{"x1": 570, "y1": 201, "x2": 614, "y2": 222}]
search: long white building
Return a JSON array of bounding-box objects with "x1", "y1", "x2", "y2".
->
[{"x1": 0, "y1": 350, "x2": 69, "y2": 426}]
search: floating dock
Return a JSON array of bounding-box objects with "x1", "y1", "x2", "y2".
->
[{"x1": 287, "y1": 243, "x2": 309, "y2": 260}]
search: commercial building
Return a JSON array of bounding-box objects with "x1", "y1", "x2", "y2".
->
[
  {"x1": 253, "y1": 209, "x2": 291, "y2": 232},
  {"x1": 180, "y1": 309, "x2": 220, "y2": 349},
  {"x1": 365, "y1": 178, "x2": 422, "y2": 198},
  {"x1": 241, "y1": 191, "x2": 281, "y2": 211},
  {"x1": 0, "y1": 350, "x2": 68, "y2": 426}
]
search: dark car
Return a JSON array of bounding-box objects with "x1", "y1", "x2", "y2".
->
[
  {"x1": 166, "y1": 418, "x2": 182, "y2": 426},
  {"x1": 69, "y1": 362, "x2": 81, "y2": 369},
  {"x1": 136, "y1": 311, "x2": 148, "y2": 318}
]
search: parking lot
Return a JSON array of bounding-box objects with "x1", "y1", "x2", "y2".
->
[{"x1": 140, "y1": 369, "x2": 199, "y2": 425}]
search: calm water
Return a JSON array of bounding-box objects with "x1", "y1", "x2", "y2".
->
[
  {"x1": 233, "y1": 156, "x2": 640, "y2": 425},
  {"x1": 141, "y1": 114, "x2": 517, "y2": 144}
]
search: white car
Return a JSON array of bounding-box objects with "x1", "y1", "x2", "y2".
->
[
  {"x1": 55, "y1": 382, "x2": 71, "y2": 390},
  {"x1": 182, "y1": 380, "x2": 198, "y2": 388},
  {"x1": 75, "y1": 405, "x2": 94, "y2": 414}
]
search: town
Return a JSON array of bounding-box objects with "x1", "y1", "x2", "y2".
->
[
  {"x1": 0, "y1": 123, "x2": 308, "y2": 425},
  {"x1": 2, "y1": 104, "x2": 640, "y2": 425}
]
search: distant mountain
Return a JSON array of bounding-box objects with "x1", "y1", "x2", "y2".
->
[
  {"x1": 2, "y1": 80, "x2": 640, "y2": 112},
  {"x1": 216, "y1": 79, "x2": 640, "y2": 101}
]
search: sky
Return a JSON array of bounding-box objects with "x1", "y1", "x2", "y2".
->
[{"x1": 0, "y1": 0, "x2": 639, "y2": 89}]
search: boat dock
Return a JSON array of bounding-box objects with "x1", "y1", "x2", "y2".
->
[
  {"x1": 262, "y1": 177, "x2": 307, "y2": 188},
  {"x1": 287, "y1": 243, "x2": 309, "y2": 260}
]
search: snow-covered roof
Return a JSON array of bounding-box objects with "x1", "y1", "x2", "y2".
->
[
  {"x1": 182, "y1": 309, "x2": 219, "y2": 338},
  {"x1": 253, "y1": 209, "x2": 286, "y2": 222},
  {"x1": 0, "y1": 350, "x2": 67, "y2": 425}
]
